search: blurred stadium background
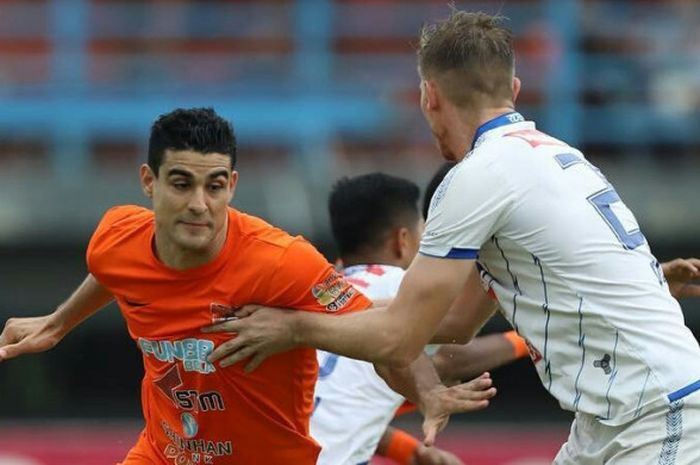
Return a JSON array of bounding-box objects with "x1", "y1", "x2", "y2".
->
[{"x1": 0, "y1": 0, "x2": 698, "y2": 463}]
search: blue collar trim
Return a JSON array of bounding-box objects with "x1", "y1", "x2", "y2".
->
[{"x1": 471, "y1": 112, "x2": 525, "y2": 150}]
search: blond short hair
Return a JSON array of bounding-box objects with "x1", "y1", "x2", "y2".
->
[{"x1": 418, "y1": 11, "x2": 515, "y2": 108}]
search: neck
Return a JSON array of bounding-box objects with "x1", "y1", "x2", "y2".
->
[
  {"x1": 154, "y1": 221, "x2": 228, "y2": 270},
  {"x1": 450, "y1": 105, "x2": 516, "y2": 161}
]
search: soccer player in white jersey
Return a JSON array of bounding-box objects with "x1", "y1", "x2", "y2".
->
[
  {"x1": 312, "y1": 172, "x2": 530, "y2": 465},
  {"x1": 206, "y1": 10, "x2": 700, "y2": 464}
]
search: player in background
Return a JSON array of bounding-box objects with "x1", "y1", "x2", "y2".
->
[
  {"x1": 0, "y1": 108, "x2": 494, "y2": 465},
  {"x1": 206, "y1": 11, "x2": 700, "y2": 464},
  {"x1": 311, "y1": 171, "x2": 530, "y2": 465}
]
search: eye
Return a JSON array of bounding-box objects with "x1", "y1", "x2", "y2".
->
[
  {"x1": 208, "y1": 183, "x2": 225, "y2": 192},
  {"x1": 172, "y1": 181, "x2": 189, "y2": 190}
]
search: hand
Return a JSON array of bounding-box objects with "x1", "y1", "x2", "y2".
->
[
  {"x1": 662, "y1": 258, "x2": 700, "y2": 299},
  {"x1": 0, "y1": 315, "x2": 64, "y2": 362},
  {"x1": 202, "y1": 305, "x2": 299, "y2": 372},
  {"x1": 413, "y1": 445, "x2": 465, "y2": 465},
  {"x1": 420, "y1": 372, "x2": 496, "y2": 447}
]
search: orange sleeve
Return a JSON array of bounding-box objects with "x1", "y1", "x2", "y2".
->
[
  {"x1": 263, "y1": 238, "x2": 372, "y2": 314},
  {"x1": 394, "y1": 400, "x2": 417, "y2": 417},
  {"x1": 86, "y1": 205, "x2": 144, "y2": 275}
]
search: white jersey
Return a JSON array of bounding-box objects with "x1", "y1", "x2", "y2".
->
[
  {"x1": 310, "y1": 264, "x2": 407, "y2": 465},
  {"x1": 420, "y1": 112, "x2": 700, "y2": 426}
]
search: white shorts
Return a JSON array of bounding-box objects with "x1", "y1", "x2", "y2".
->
[{"x1": 553, "y1": 392, "x2": 700, "y2": 465}]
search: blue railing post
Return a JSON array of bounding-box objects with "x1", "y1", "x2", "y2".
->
[
  {"x1": 49, "y1": 0, "x2": 89, "y2": 180},
  {"x1": 544, "y1": 0, "x2": 582, "y2": 146},
  {"x1": 293, "y1": 0, "x2": 334, "y2": 184}
]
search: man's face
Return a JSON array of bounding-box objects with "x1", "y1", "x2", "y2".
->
[{"x1": 144, "y1": 150, "x2": 237, "y2": 254}]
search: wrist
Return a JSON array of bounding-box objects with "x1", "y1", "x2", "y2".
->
[{"x1": 46, "y1": 311, "x2": 70, "y2": 340}]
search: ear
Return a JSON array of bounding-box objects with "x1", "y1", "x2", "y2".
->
[
  {"x1": 228, "y1": 170, "x2": 239, "y2": 202},
  {"x1": 140, "y1": 164, "x2": 156, "y2": 199},
  {"x1": 421, "y1": 79, "x2": 440, "y2": 113},
  {"x1": 395, "y1": 227, "x2": 411, "y2": 261},
  {"x1": 512, "y1": 76, "x2": 522, "y2": 103}
]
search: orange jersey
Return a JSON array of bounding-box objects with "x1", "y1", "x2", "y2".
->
[{"x1": 87, "y1": 205, "x2": 371, "y2": 465}]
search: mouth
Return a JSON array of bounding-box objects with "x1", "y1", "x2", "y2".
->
[{"x1": 178, "y1": 220, "x2": 211, "y2": 229}]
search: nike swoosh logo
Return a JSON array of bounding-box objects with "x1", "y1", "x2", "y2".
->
[{"x1": 124, "y1": 299, "x2": 149, "y2": 307}]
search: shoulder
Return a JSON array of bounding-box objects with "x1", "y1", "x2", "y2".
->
[
  {"x1": 232, "y1": 209, "x2": 324, "y2": 265},
  {"x1": 86, "y1": 205, "x2": 153, "y2": 273},
  {"x1": 90, "y1": 205, "x2": 152, "y2": 245},
  {"x1": 98, "y1": 205, "x2": 153, "y2": 231},
  {"x1": 233, "y1": 209, "x2": 301, "y2": 251}
]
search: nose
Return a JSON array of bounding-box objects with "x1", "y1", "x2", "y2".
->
[{"x1": 187, "y1": 187, "x2": 208, "y2": 215}]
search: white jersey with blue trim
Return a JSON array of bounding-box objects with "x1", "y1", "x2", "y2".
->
[
  {"x1": 310, "y1": 264, "x2": 407, "y2": 465},
  {"x1": 420, "y1": 112, "x2": 700, "y2": 426}
]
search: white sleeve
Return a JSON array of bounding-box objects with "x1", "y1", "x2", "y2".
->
[{"x1": 420, "y1": 156, "x2": 515, "y2": 259}]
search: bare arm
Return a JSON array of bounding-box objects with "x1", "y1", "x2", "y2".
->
[
  {"x1": 0, "y1": 274, "x2": 113, "y2": 361},
  {"x1": 206, "y1": 255, "x2": 475, "y2": 369},
  {"x1": 295, "y1": 255, "x2": 476, "y2": 365},
  {"x1": 430, "y1": 264, "x2": 497, "y2": 344},
  {"x1": 432, "y1": 331, "x2": 529, "y2": 384}
]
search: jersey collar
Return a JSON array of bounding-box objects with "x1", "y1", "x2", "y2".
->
[{"x1": 471, "y1": 111, "x2": 526, "y2": 150}]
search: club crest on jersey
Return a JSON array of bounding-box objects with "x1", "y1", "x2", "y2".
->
[
  {"x1": 311, "y1": 272, "x2": 356, "y2": 312},
  {"x1": 210, "y1": 302, "x2": 239, "y2": 324}
]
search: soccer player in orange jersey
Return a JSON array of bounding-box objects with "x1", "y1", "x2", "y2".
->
[{"x1": 0, "y1": 108, "x2": 494, "y2": 465}]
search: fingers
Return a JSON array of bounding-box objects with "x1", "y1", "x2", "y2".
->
[
  {"x1": 201, "y1": 306, "x2": 266, "y2": 333},
  {"x1": 0, "y1": 340, "x2": 31, "y2": 362},
  {"x1": 676, "y1": 260, "x2": 697, "y2": 278},
  {"x1": 201, "y1": 318, "x2": 244, "y2": 334},
  {"x1": 679, "y1": 284, "x2": 700, "y2": 298},
  {"x1": 462, "y1": 372, "x2": 492, "y2": 389},
  {"x1": 218, "y1": 346, "x2": 256, "y2": 368},
  {"x1": 422, "y1": 420, "x2": 439, "y2": 447},
  {"x1": 235, "y1": 305, "x2": 262, "y2": 318},
  {"x1": 685, "y1": 258, "x2": 700, "y2": 273},
  {"x1": 207, "y1": 336, "x2": 247, "y2": 364},
  {"x1": 442, "y1": 375, "x2": 497, "y2": 412},
  {"x1": 665, "y1": 258, "x2": 700, "y2": 280},
  {"x1": 422, "y1": 414, "x2": 449, "y2": 447},
  {"x1": 0, "y1": 318, "x2": 18, "y2": 347}
]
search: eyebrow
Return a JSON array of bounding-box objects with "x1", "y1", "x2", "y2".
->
[
  {"x1": 207, "y1": 169, "x2": 230, "y2": 181},
  {"x1": 166, "y1": 168, "x2": 230, "y2": 180},
  {"x1": 167, "y1": 168, "x2": 194, "y2": 179}
]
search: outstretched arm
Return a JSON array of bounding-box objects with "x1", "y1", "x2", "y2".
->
[
  {"x1": 0, "y1": 274, "x2": 113, "y2": 361},
  {"x1": 206, "y1": 255, "x2": 478, "y2": 369},
  {"x1": 432, "y1": 331, "x2": 530, "y2": 385},
  {"x1": 429, "y1": 264, "x2": 497, "y2": 344}
]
